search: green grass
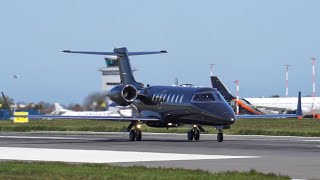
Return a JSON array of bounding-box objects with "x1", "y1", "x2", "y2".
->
[
  {"x1": 0, "y1": 118, "x2": 320, "y2": 137},
  {"x1": 0, "y1": 161, "x2": 290, "y2": 180}
]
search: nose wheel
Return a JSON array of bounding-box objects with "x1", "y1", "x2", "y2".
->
[{"x1": 187, "y1": 126, "x2": 200, "y2": 141}]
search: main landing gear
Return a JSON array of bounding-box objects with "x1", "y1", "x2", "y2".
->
[
  {"x1": 127, "y1": 121, "x2": 142, "y2": 141},
  {"x1": 187, "y1": 125, "x2": 200, "y2": 141}
]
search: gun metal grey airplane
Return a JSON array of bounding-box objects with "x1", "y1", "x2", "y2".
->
[{"x1": 5, "y1": 47, "x2": 303, "y2": 142}]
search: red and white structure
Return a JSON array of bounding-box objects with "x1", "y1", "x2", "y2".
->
[
  {"x1": 234, "y1": 80, "x2": 239, "y2": 115},
  {"x1": 312, "y1": 57, "x2": 316, "y2": 118},
  {"x1": 285, "y1": 65, "x2": 290, "y2": 97}
]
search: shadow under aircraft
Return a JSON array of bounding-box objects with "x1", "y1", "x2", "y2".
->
[{"x1": 4, "y1": 47, "x2": 303, "y2": 142}]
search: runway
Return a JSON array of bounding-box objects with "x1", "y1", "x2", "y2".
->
[{"x1": 0, "y1": 132, "x2": 319, "y2": 179}]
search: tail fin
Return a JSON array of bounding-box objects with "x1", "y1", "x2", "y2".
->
[
  {"x1": 63, "y1": 48, "x2": 167, "y2": 89},
  {"x1": 210, "y1": 76, "x2": 235, "y2": 102},
  {"x1": 51, "y1": 103, "x2": 70, "y2": 115},
  {"x1": 53, "y1": 103, "x2": 67, "y2": 112},
  {"x1": 1, "y1": 92, "x2": 13, "y2": 116},
  {"x1": 297, "y1": 92, "x2": 303, "y2": 117}
]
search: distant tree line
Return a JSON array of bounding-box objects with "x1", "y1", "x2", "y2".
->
[{"x1": 0, "y1": 92, "x2": 109, "y2": 114}]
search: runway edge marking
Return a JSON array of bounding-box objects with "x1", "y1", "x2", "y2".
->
[{"x1": 0, "y1": 147, "x2": 260, "y2": 164}]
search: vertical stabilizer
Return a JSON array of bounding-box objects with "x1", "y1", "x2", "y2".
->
[
  {"x1": 297, "y1": 92, "x2": 303, "y2": 116},
  {"x1": 113, "y1": 48, "x2": 143, "y2": 88}
]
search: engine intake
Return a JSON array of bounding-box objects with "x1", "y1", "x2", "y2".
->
[{"x1": 108, "y1": 85, "x2": 138, "y2": 106}]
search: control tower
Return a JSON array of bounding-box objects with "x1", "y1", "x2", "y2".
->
[{"x1": 98, "y1": 59, "x2": 121, "y2": 91}]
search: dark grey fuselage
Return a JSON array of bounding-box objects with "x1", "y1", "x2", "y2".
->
[{"x1": 133, "y1": 86, "x2": 236, "y2": 127}]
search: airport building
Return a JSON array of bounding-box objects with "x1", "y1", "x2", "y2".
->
[{"x1": 99, "y1": 59, "x2": 121, "y2": 91}]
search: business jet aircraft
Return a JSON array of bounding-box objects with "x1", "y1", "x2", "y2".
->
[
  {"x1": 211, "y1": 76, "x2": 315, "y2": 116},
  {"x1": 4, "y1": 48, "x2": 302, "y2": 142}
]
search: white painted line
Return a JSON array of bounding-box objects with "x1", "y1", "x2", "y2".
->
[
  {"x1": 0, "y1": 136, "x2": 89, "y2": 140},
  {"x1": 0, "y1": 147, "x2": 260, "y2": 164},
  {"x1": 303, "y1": 140, "x2": 320, "y2": 142},
  {"x1": 20, "y1": 131, "x2": 320, "y2": 138}
]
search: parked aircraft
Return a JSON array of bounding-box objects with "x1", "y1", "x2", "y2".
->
[
  {"x1": 211, "y1": 76, "x2": 263, "y2": 115},
  {"x1": 211, "y1": 76, "x2": 316, "y2": 116},
  {"x1": 4, "y1": 48, "x2": 302, "y2": 142},
  {"x1": 51, "y1": 103, "x2": 132, "y2": 117}
]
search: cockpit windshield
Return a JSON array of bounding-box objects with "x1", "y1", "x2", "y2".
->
[
  {"x1": 192, "y1": 92, "x2": 215, "y2": 102},
  {"x1": 192, "y1": 91, "x2": 225, "y2": 103}
]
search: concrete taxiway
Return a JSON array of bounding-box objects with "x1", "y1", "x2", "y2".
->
[{"x1": 0, "y1": 132, "x2": 319, "y2": 179}]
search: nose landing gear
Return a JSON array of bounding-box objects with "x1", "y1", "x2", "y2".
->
[{"x1": 217, "y1": 129, "x2": 223, "y2": 142}]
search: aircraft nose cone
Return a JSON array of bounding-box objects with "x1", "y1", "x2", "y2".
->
[
  {"x1": 220, "y1": 105, "x2": 236, "y2": 124},
  {"x1": 222, "y1": 111, "x2": 236, "y2": 124}
]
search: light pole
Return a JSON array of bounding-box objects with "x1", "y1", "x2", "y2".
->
[
  {"x1": 234, "y1": 80, "x2": 239, "y2": 115},
  {"x1": 285, "y1": 65, "x2": 290, "y2": 97},
  {"x1": 312, "y1": 57, "x2": 316, "y2": 118},
  {"x1": 210, "y1": 64, "x2": 215, "y2": 76}
]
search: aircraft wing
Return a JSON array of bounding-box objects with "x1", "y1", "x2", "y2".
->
[
  {"x1": 15, "y1": 114, "x2": 160, "y2": 121},
  {"x1": 236, "y1": 114, "x2": 301, "y2": 119}
]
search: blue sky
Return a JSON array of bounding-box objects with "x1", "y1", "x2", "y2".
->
[{"x1": 1, "y1": 0, "x2": 320, "y2": 104}]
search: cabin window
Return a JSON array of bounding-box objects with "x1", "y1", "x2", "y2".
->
[
  {"x1": 152, "y1": 94, "x2": 156, "y2": 101},
  {"x1": 159, "y1": 94, "x2": 164, "y2": 102},
  {"x1": 175, "y1": 95, "x2": 180, "y2": 103},
  {"x1": 155, "y1": 93, "x2": 160, "y2": 102},
  {"x1": 171, "y1": 94, "x2": 176, "y2": 103},
  {"x1": 163, "y1": 94, "x2": 167, "y2": 102},
  {"x1": 167, "y1": 94, "x2": 171, "y2": 103},
  {"x1": 179, "y1": 95, "x2": 184, "y2": 103}
]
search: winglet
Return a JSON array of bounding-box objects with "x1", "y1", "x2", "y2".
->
[
  {"x1": 1, "y1": 92, "x2": 13, "y2": 117},
  {"x1": 297, "y1": 91, "x2": 303, "y2": 117}
]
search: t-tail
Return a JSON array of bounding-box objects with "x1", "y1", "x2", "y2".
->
[
  {"x1": 210, "y1": 76, "x2": 235, "y2": 102},
  {"x1": 63, "y1": 48, "x2": 167, "y2": 89}
]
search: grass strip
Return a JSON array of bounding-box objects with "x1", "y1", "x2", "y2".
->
[
  {"x1": 0, "y1": 161, "x2": 290, "y2": 180},
  {"x1": 0, "y1": 118, "x2": 319, "y2": 137}
]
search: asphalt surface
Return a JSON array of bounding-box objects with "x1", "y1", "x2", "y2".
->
[{"x1": 0, "y1": 131, "x2": 319, "y2": 179}]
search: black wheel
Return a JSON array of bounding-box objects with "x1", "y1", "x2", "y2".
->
[
  {"x1": 135, "y1": 130, "x2": 142, "y2": 141},
  {"x1": 129, "y1": 130, "x2": 136, "y2": 141},
  {"x1": 194, "y1": 130, "x2": 200, "y2": 140},
  {"x1": 187, "y1": 129, "x2": 194, "y2": 141},
  {"x1": 217, "y1": 133, "x2": 223, "y2": 142}
]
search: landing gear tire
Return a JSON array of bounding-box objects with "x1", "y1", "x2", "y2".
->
[
  {"x1": 129, "y1": 129, "x2": 142, "y2": 141},
  {"x1": 217, "y1": 132, "x2": 223, "y2": 142},
  {"x1": 187, "y1": 129, "x2": 194, "y2": 141},
  {"x1": 129, "y1": 130, "x2": 136, "y2": 141},
  {"x1": 194, "y1": 130, "x2": 200, "y2": 141},
  {"x1": 135, "y1": 130, "x2": 142, "y2": 141}
]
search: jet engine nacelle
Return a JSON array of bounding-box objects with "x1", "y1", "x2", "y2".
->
[{"x1": 108, "y1": 85, "x2": 138, "y2": 106}]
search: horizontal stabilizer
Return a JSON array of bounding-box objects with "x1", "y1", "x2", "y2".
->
[{"x1": 62, "y1": 50, "x2": 167, "y2": 57}]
